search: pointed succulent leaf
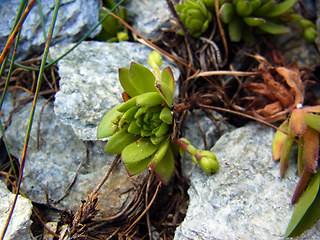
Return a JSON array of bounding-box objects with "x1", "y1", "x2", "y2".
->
[
  {"x1": 272, "y1": 120, "x2": 289, "y2": 161},
  {"x1": 97, "y1": 104, "x2": 123, "y2": 139},
  {"x1": 303, "y1": 127, "x2": 319, "y2": 173},
  {"x1": 150, "y1": 138, "x2": 170, "y2": 166},
  {"x1": 305, "y1": 113, "x2": 320, "y2": 131},
  {"x1": 280, "y1": 127, "x2": 295, "y2": 178},
  {"x1": 257, "y1": 21, "x2": 290, "y2": 34},
  {"x1": 289, "y1": 108, "x2": 307, "y2": 136},
  {"x1": 254, "y1": 0, "x2": 275, "y2": 16},
  {"x1": 120, "y1": 106, "x2": 139, "y2": 125},
  {"x1": 119, "y1": 68, "x2": 140, "y2": 97},
  {"x1": 129, "y1": 62, "x2": 158, "y2": 94},
  {"x1": 155, "y1": 79, "x2": 174, "y2": 107},
  {"x1": 117, "y1": 97, "x2": 137, "y2": 112},
  {"x1": 297, "y1": 137, "x2": 305, "y2": 177},
  {"x1": 263, "y1": 0, "x2": 296, "y2": 18},
  {"x1": 155, "y1": 122, "x2": 169, "y2": 138},
  {"x1": 136, "y1": 92, "x2": 163, "y2": 107},
  {"x1": 128, "y1": 121, "x2": 141, "y2": 135},
  {"x1": 285, "y1": 172, "x2": 320, "y2": 238},
  {"x1": 243, "y1": 17, "x2": 266, "y2": 27},
  {"x1": 104, "y1": 129, "x2": 140, "y2": 154},
  {"x1": 160, "y1": 107, "x2": 173, "y2": 125},
  {"x1": 122, "y1": 138, "x2": 158, "y2": 163},
  {"x1": 153, "y1": 145, "x2": 175, "y2": 183},
  {"x1": 160, "y1": 66, "x2": 175, "y2": 93},
  {"x1": 150, "y1": 135, "x2": 165, "y2": 145},
  {"x1": 124, "y1": 156, "x2": 153, "y2": 176}
]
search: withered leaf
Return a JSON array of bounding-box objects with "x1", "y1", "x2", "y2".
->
[
  {"x1": 289, "y1": 108, "x2": 307, "y2": 136},
  {"x1": 303, "y1": 127, "x2": 319, "y2": 173}
]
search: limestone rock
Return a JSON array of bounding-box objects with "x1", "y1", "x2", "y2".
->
[
  {"x1": 5, "y1": 97, "x2": 142, "y2": 217},
  {"x1": 0, "y1": 0, "x2": 100, "y2": 60},
  {"x1": 174, "y1": 122, "x2": 306, "y2": 239},
  {"x1": 0, "y1": 181, "x2": 34, "y2": 240}
]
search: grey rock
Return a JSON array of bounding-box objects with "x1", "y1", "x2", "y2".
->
[
  {"x1": 174, "y1": 122, "x2": 306, "y2": 240},
  {"x1": 50, "y1": 41, "x2": 180, "y2": 141},
  {"x1": 277, "y1": 33, "x2": 320, "y2": 69},
  {"x1": 0, "y1": 181, "x2": 34, "y2": 240},
  {"x1": 181, "y1": 109, "x2": 234, "y2": 178},
  {"x1": 5, "y1": 97, "x2": 143, "y2": 217},
  {"x1": 125, "y1": 0, "x2": 173, "y2": 39},
  {"x1": 0, "y1": 0, "x2": 100, "y2": 60}
]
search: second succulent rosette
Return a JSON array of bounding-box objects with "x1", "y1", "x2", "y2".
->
[{"x1": 97, "y1": 54, "x2": 176, "y2": 183}]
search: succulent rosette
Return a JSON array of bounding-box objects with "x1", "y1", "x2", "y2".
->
[
  {"x1": 176, "y1": 0, "x2": 213, "y2": 37},
  {"x1": 97, "y1": 52, "x2": 176, "y2": 183}
]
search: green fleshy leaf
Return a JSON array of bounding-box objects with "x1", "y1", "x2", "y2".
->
[
  {"x1": 122, "y1": 138, "x2": 158, "y2": 163},
  {"x1": 117, "y1": 97, "x2": 137, "y2": 112},
  {"x1": 263, "y1": 0, "x2": 296, "y2": 18},
  {"x1": 243, "y1": 17, "x2": 266, "y2": 27},
  {"x1": 284, "y1": 172, "x2": 320, "y2": 238},
  {"x1": 160, "y1": 66, "x2": 175, "y2": 93},
  {"x1": 153, "y1": 144, "x2": 175, "y2": 183},
  {"x1": 150, "y1": 138, "x2": 170, "y2": 165},
  {"x1": 150, "y1": 135, "x2": 165, "y2": 145},
  {"x1": 129, "y1": 62, "x2": 158, "y2": 94},
  {"x1": 119, "y1": 106, "x2": 139, "y2": 128},
  {"x1": 97, "y1": 104, "x2": 123, "y2": 139},
  {"x1": 155, "y1": 122, "x2": 169, "y2": 138},
  {"x1": 128, "y1": 121, "x2": 141, "y2": 135},
  {"x1": 228, "y1": 17, "x2": 243, "y2": 42},
  {"x1": 104, "y1": 129, "x2": 140, "y2": 154},
  {"x1": 124, "y1": 156, "x2": 153, "y2": 176},
  {"x1": 155, "y1": 80, "x2": 174, "y2": 107},
  {"x1": 257, "y1": 21, "x2": 290, "y2": 35},
  {"x1": 136, "y1": 92, "x2": 164, "y2": 107},
  {"x1": 119, "y1": 68, "x2": 140, "y2": 97},
  {"x1": 160, "y1": 107, "x2": 173, "y2": 125}
]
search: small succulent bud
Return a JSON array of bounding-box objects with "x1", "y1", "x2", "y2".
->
[
  {"x1": 148, "y1": 51, "x2": 163, "y2": 70},
  {"x1": 199, "y1": 154, "x2": 219, "y2": 175}
]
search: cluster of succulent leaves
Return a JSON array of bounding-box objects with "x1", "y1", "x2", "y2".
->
[
  {"x1": 97, "y1": 52, "x2": 219, "y2": 183},
  {"x1": 219, "y1": 0, "x2": 318, "y2": 42},
  {"x1": 272, "y1": 105, "x2": 320, "y2": 237},
  {"x1": 176, "y1": 0, "x2": 213, "y2": 37},
  {"x1": 176, "y1": 0, "x2": 318, "y2": 43},
  {"x1": 95, "y1": 0, "x2": 129, "y2": 42}
]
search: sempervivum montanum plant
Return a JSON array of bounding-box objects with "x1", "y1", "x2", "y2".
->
[
  {"x1": 219, "y1": 0, "x2": 318, "y2": 42},
  {"x1": 176, "y1": 0, "x2": 213, "y2": 37},
  {"x1": 97, "y1": 51, "x2": 219, "y2": 183}
]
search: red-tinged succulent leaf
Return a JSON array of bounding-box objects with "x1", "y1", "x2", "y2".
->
[
  {"x1": 305, "y1": 113, "x2": 320, "y2": 132},
  {"x1": 297, "y1": 137, "x2": 305, "y2": 177},
  {"x1": 275, "y1": 66, "x2": 304, "y2": 106},
  {"x1": 280, "y1": 127, "x2": 295, "y2": 178},
  {"x1": 303, "y1": 105, "x2": 320, "y2": 113},
  {"x1": 289, "y1": 108, "x2": 307, "y2": 136},
  {"x1": 160, "y1": 66, "x2": 175, "y2": 93},
  {"x1": 291, "y1": 169, "x2": 312, "y2": 205},
  {"x1": 285, "y1": 172, "x2": 320, "y2": 238},
  {"x1": 129, "y1": 62, "x2": 158, "y2": 94},
  {"x1": 155, "y1": 79, "x2": 174, "y2": 107},
  {"x1": 119, "y1": 68, "x2": 140, "y2": 98},
  {"x1": 303, "y1": 127, "x2": 319, "y2": 173},
  {"x1": 272, "y1": 119, "x2": 289, "y2": 161}
]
